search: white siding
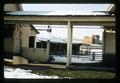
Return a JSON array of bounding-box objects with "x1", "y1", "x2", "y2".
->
[
  {"x1": 22, "y1": 48, "x2": 49, "y2": 62},
  {"x1": 104, "y1": 32, "x2": 116, "y2": 54},
  {"x1": 13, "y1": 24, "x2": 38, "y2": 53}
]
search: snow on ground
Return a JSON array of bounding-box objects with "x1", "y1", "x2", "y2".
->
[
  {"x1": 91, "y1": 49, "x2": 102, "y2": 53},
  {"x1": 4, "y1": 66, "x2": 59, "y2": 79},
  {"x1": 51, "y1": 54, "x2": 102, "y2": 63}
]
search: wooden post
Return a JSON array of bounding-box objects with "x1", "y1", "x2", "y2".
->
[
  {"x1": 92, "y1": 52, "x2": 95, "y2": 61},
  {"x1": 66, "y1": 21, "x2": 73, "y2": 68},
  {"x1": 102, "y1": 28, "x2": 106, "y2": 61},
  {"x1": 47, "y1": 40, "x2": 50, "y2": 57},
  {"x1": 34, "y1": 36, "x2": 37, "y2": 48}
]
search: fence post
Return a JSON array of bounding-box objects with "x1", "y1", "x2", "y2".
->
[{"x1": 92, "y1": 52, "x2": 95, "y2": 61}]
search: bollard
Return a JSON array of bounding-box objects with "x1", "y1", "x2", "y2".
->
[{"x1": 92, "y1": 52, "x2": 95, "y2": 61}]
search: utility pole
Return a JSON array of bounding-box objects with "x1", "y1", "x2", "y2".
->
[
  {"x1": 47, "y1": 25, "x2": 51, "y2": 57},
  {"x1": 37, "y1": 25, "x2": 52, "y2": 57}
]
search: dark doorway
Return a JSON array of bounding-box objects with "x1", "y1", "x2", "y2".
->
[{"x1": 4, "y1": 24, "x2": 15, "y2": 38}]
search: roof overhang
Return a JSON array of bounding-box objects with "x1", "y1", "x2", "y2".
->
[
  {"x1": 102, "y1": 4, "x2": 115, "y2": 30},
  {"x1": 4, "y1": 15, "x2": 115, "y2": 26},
  {"x1": 107, "y1": 4, "x2": 115, "y2": 12},
  {"x1": 30, "y1": 25, "x2": 39, "y2": 34}
]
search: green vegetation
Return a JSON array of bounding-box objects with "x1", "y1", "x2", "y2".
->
[{"x1": 32, "y1": 69, "x2": 115, "y2": 79}]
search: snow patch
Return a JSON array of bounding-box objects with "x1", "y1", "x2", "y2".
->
[
  {"x1": 4, "y1": 66, "x2": 59, "y2": 79},
  {"x1": 52, "y1": 55, "x2": 102, "y2": 63}
]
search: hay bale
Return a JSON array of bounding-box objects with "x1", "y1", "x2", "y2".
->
[{"x1": 13, "y1": 56, "x2": 28, "y2": 65}]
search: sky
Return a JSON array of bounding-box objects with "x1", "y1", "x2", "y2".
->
[
  {"x1": 21, "y1": 4, "x2": 111, "y2": 40},
  {"x1": 34, "y1": 25, "x2": 104, "y2": 40},
  {"x1": 21, "y1": 4, "x2": 110, "y2": 12}
]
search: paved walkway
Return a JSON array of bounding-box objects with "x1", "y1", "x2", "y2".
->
[{"x1": 5, "y1": 63, "x2": 115, "y2": 73}]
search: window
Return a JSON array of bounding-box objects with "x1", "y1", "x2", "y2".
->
[{"x1": 29, "y1": 36, "x2": 35, "y2": 48}]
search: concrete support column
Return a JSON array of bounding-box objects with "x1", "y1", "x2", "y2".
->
[
  {"x1": 47, "y1": 40, "x2": 50, "y2": 57},
  {"x1": 66, "y1": 21, "x2": 73, "y2": 68}
]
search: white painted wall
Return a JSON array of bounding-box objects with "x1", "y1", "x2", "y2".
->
[
  {"x1": 104, "y1": 31, "x2": 115, "y2": 54},
  {"x1": 22, "y1": 48, "x2": 49, "y2": 62}
]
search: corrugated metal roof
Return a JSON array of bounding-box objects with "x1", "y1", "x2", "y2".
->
[
  {"x1": 5, "y1": 11, "x2": 52, "y2": 15},
  {"x1": 5, "y1": 11, "x2": 109, "y2": 16},
  {"x1": 37, "y1": 37, "x2": 83, "y2": 44}
]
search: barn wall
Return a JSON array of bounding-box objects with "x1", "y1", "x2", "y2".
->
[
  {"x1": 104, "y1": 31, "x2": 116, "y2": 54},
  {"x1": 22, "y1": 48, "x2": 48, "y2": 62},
  {"x1": 102, "y1": 31, "x2": 116, "y2": 67}
]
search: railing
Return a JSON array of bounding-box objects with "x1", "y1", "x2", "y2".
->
[{"x1": 73, "y1": 52, "x2": 102, "y2": 61}]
